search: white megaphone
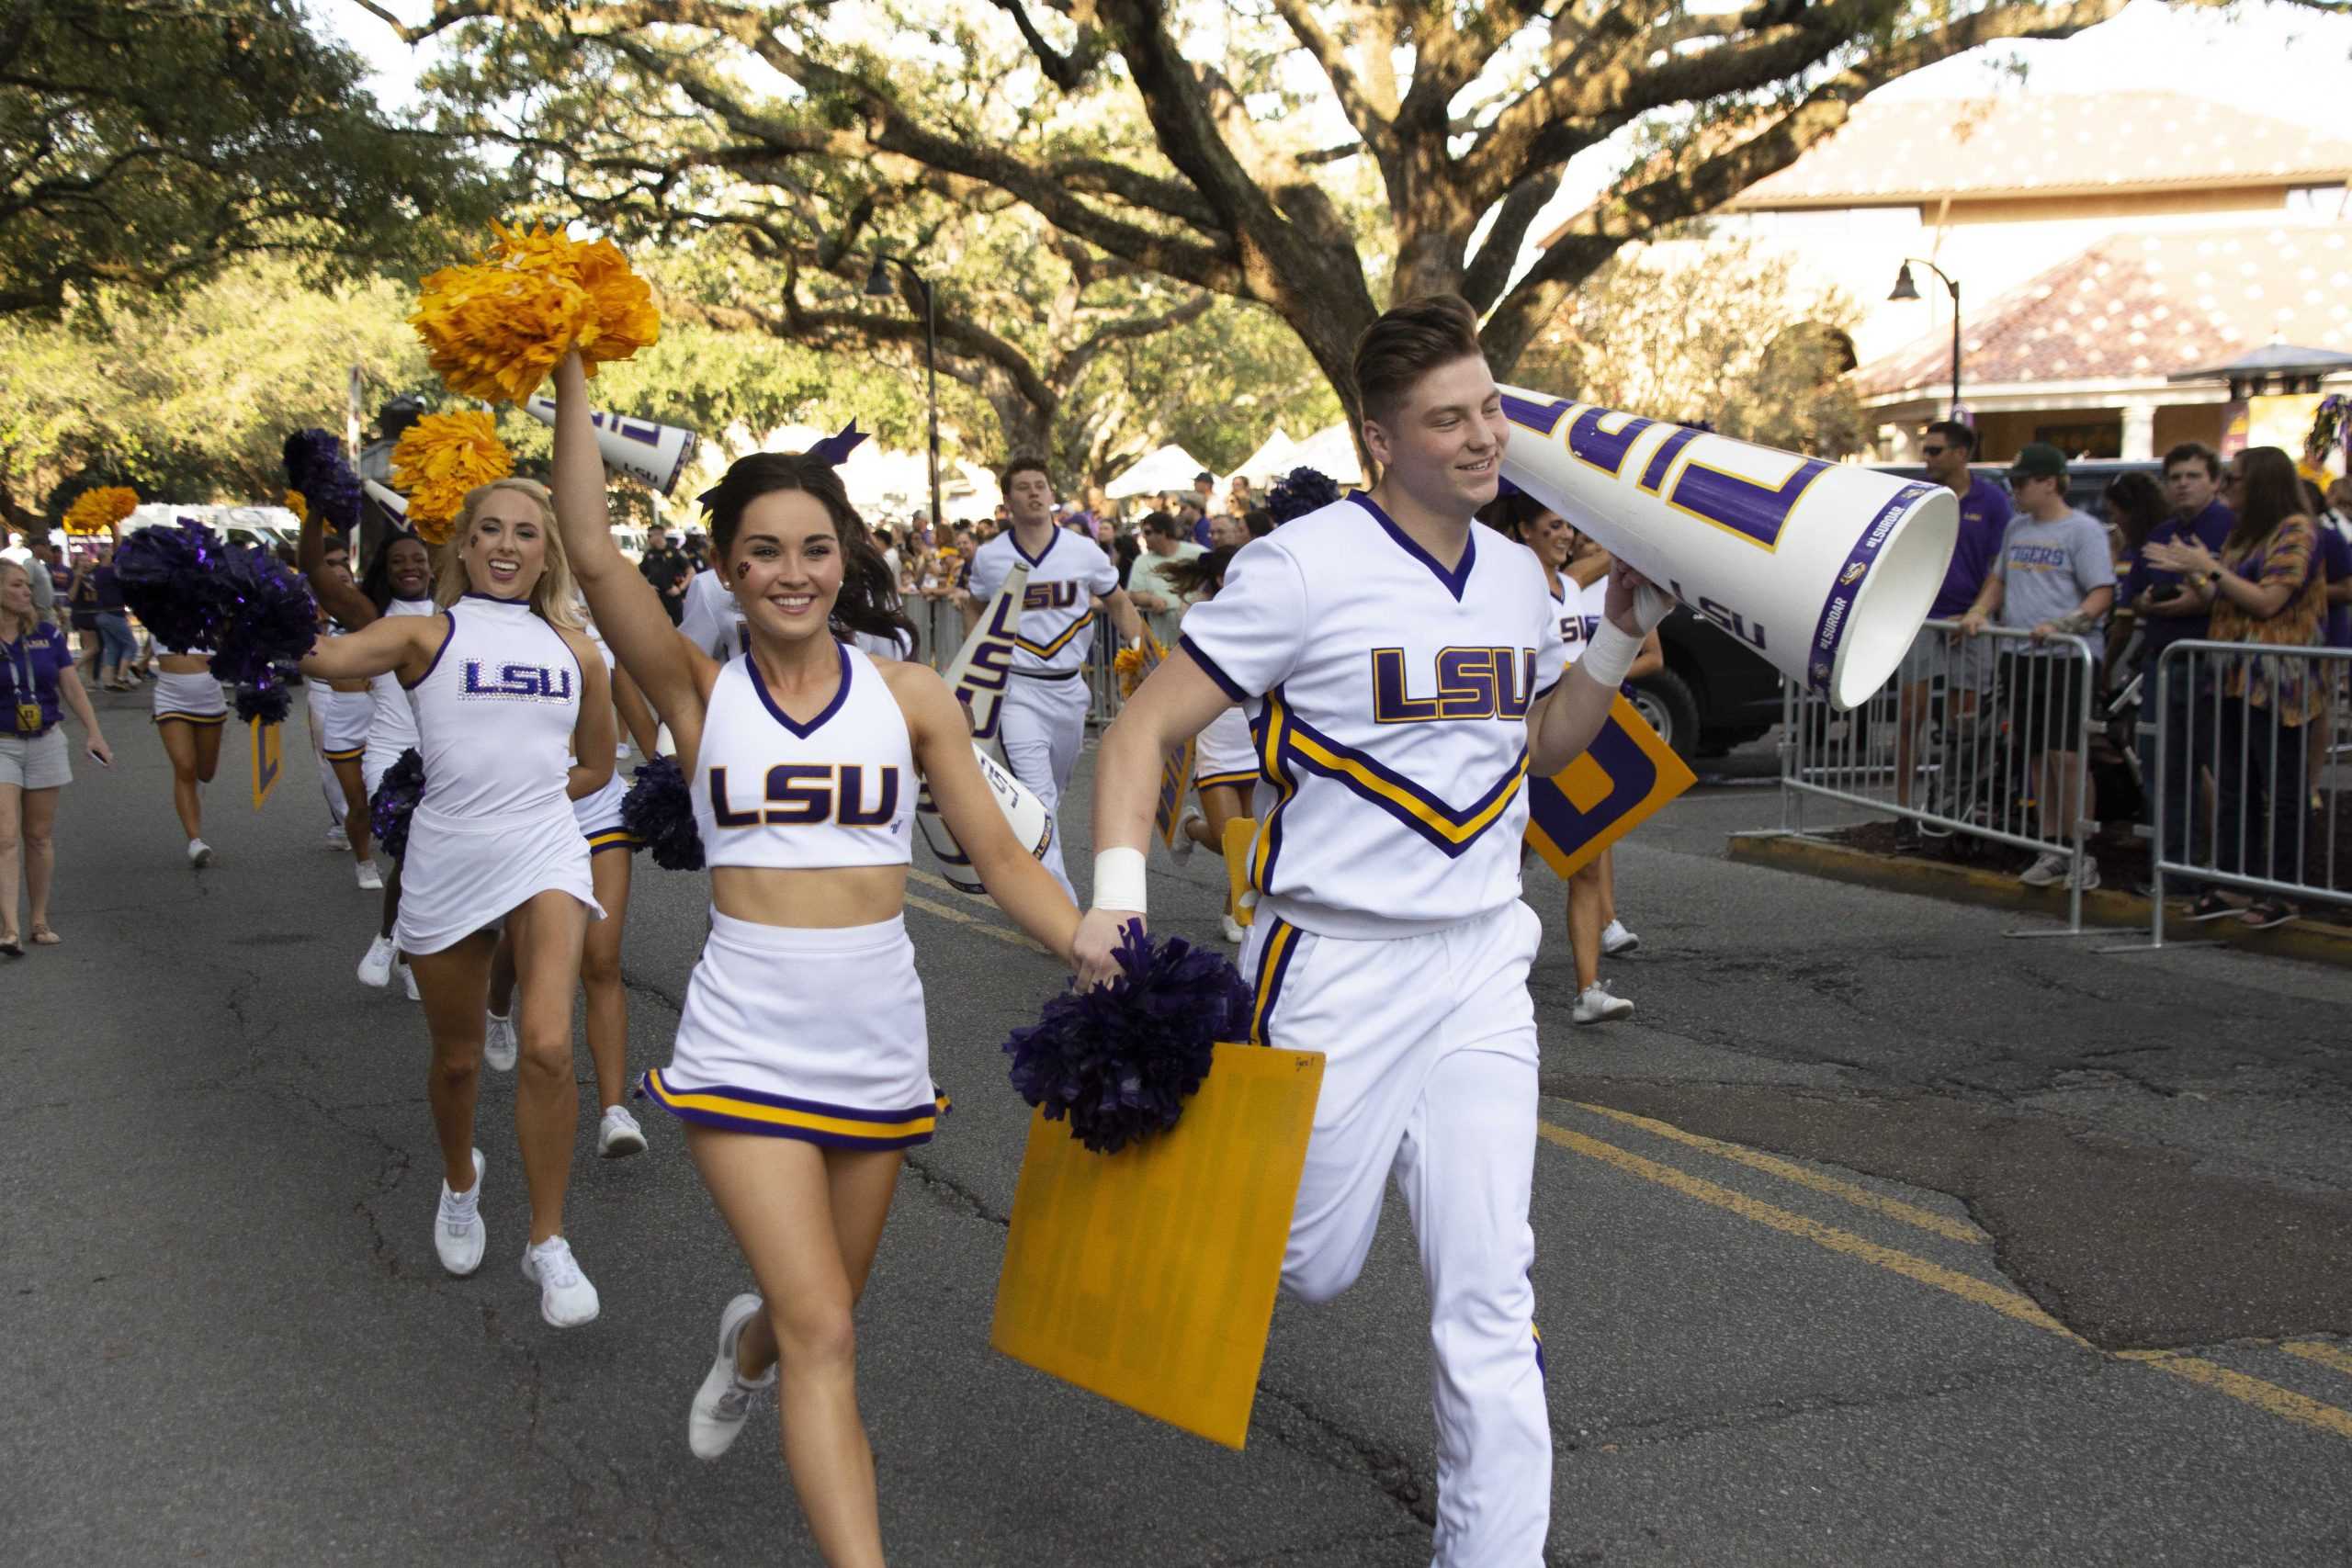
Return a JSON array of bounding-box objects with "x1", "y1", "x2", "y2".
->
[
  {"x1": 521, "y1": 396, "x2": 700, "y2": 494},
  {"x1": 1496, "y1": 389, "x2": 1957, "y2": 711}
]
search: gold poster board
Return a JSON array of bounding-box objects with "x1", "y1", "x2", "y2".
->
[
  {"x1": 990, "y1": 1043, "x2": 1326, "y2": 1450},
  {"x1": 1223, "y1": 816, "x2": 1259, "y2": 929},
  {"x1": 1522, "y1": 694, "x2": 1695, "y2": 879},
  {"x1": 248, "y1": 718, "x2": 281, "y2": 810}
]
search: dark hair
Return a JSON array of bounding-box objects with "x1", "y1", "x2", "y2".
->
[
  {"x1": 2101, "y1": 472, "x2": 2168, "y2": 555},
  {"x1": 697, "y1": 451, "x2": 917, "y2": 651},
  {"x1": 1922, "y1": 420, "x2": 1977, "y2": 457},
  {"x1": 2225, "y1": 446, "x2": 2308, "y2": 556},
  {"x1": 1478, "y1": 489, "x2": 1552, "y2": 544},
  {"x1": 1163, "y1": 546, "x2": 1237, "y2": 601},
  {"x1": 360, "y1": 531, "x2": 434, "y2": 612},
  {"x1": 1353, "y1": 294, "x2": 1485, "y2": 423},
  {"x1": 1193, "y1": 470, "x2": 1215, "y2": 485},
  {"x1": 2163, "y1": 442, "x2": 2221, "y2": 481},
  {"x1": 1243, "y1": 507, "x2": 1273, "y2": 539},
  {"x1": 1142, "y1": 509, "x2": 1182, "y2": 539},
  {"x1": 1001, "y1": 453, "x2": 1054, "y2": 493}
]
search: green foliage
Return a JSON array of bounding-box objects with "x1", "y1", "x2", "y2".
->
[{"x1": 0, "y1": 0, "x2": 492, "y2": 319}]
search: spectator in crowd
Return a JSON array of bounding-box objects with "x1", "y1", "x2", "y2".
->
[
  {"x1": 1174, "y1": 497, "x2": 1205, "y2": 545},
  {"x1": 874, "y1": 525, "x2": 901, "y2": 588},
  {"x1": 65, "y1": 542, "x2": 100, "y2": 681},
  {"x1": 1894, "y1": 420, "x2": 2010, "y2": 821},
  {"x1": 1243, "y1": 507, "x2": 1273, "y2": 540},
  {"x1": 2102, "y1": 470, "x2": 2170, "y2": 576},
  {"x1": 637, "y1": 525, "x2": 692, "y2": 626},
  {"x1": 2120, "y1": 442, "x2": 2237, "y2": 871},
  {"x1": 1206, "y1": 509, "x2": 1249, "y2": 550},
  {"x1": 1111, "y1": 525, "x2": 1141, "y2": 590},
  {"x1": 1960, "y1": 443, "x2": 2116, "y2": 891},
  {"x1": 1189, "y1": 470, "x2": 1218, "y2": 546},
  {"x1": 2304, "y1": 477, "x2": 2350, "y2": 812},
  {"x1": 1122, "y1": 510, "x2": 1202, "y2": 651},
  {"x1": 1229, "y1": 475, "x2": 1255, "y2": 516},
  {"x1": 77, "y1": 539, "x2": 140, "y2": 691},
  {"x1": 23, "y1": 536, "x2": 59, "y2": 628},
  {"x1": 1, "y1": 558, "x2": 111, "y2": 954},
  {"x1": 2145, "y1": 447, "x2": 2328, "y2": 929}
]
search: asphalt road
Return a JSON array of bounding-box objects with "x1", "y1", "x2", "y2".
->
[{"x1": 6, "y1": 695, "x2": 2352, "y2": 1567}]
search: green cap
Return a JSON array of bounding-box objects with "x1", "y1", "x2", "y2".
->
[{"x1": 2007, "y1": 442, "x2": 2068, "y2": 482}]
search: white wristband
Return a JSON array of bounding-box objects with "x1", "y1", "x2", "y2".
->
[
  {"x1": 1577, "y1": 620, "x2": 1641, "y2": 691},
  {"x1": 1091, "y1": 846, "x2": 1148, "y2": 913}
]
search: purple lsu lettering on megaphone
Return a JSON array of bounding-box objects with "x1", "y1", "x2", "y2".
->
[
  {"x1": 587, "y1": 410, "x2": 664, "y2": 447},
  {"x1": 1803, "y1": 482, "x2": 1935, "y2": 691}
]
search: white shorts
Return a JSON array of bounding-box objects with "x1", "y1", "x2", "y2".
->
[
  {"x1": 1000, "y1": 671, "x2": 1091, "y2": 898},
  {"x1": 642, "y1": 910, "x2": 944, "y2": 1150},
  {"x1": 393, "y1": 800, "x2": 603, "y2": 956},
  {"x1": 311, "y1": 687, "x2": 371, "y2": 761},
  {"x1": 151, "y1": 671, "x2": 227, "y2": 726},
  {"x1": 1193, "y1": 705, "x2": 1256, "y2": 792},
  {"x1": 0, "y1": 728, "x2": 71, "y2": 790},
  {"x1": 571, "y1": 773, "x2": 639, "y2": 854}
]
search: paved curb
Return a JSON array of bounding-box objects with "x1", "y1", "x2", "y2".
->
[{"x1": 1725, "y1": 831, "x2": 2352, "y2": 969}]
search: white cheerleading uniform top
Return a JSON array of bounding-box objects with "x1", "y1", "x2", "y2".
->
[
  {"x1": 693, "y1": 644, "x2": 913, "y2": 871},
  {"x1": 1553, "y1": 574, "x2": 1608, "y2": 664},
  {"x1": 967, "y1": 528, "x2": 1118, "y2": 677},
  {"x1": 681, "y1": 570, "x2": 914, "y2": 663},
  {"x1": 404, "y1": 592, "x2": 582, "y2": 821},
  {"x1": 368, "y1": 595, "x2": 436, "y2": 753},
  {"x1": 1179, "y1": 494, "x2": 1567, "y2": 941}
]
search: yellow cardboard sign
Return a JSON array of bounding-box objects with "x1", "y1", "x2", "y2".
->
[
  {"x1": 248, "y1": 718, "x2": 281, "y2": 810},
  {"x1": 1133, "y1": 635, "x2": 1196, "y2": 851},
  {"x1": 1523, "y1": 694, "x2": 1694, "y2": 878},
  {"x1": 991, "y1": 1043, "x2": 1326, "y2": 1450}
]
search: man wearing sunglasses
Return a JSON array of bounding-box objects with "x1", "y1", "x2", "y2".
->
[
  {"x1": 1894, "y1": 420, "x2": 2011, "y2": 825},
  {"x1": 2119, "y1": 442, "x2": 2235, "y2": 869}
]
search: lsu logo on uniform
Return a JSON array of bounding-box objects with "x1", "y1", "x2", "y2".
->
[
  {"x1": 1370, "y1": 647, "x2": 1540, "y2": 724},
  {"x1": 1522, "y1": 695, "x2": 1696, "y2": 879},
  {"x1": 460, "y1": 660, "x2": 574, "y2": 702},
  {"x1": 1022, "y1": 581, "x2": 1084, "y2": 612},
  {"x1": 709, "y1": 763, "x2": 902, "y2": 829}
]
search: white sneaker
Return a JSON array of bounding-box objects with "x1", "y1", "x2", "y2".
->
[
  {"x1": 435, "y1": 1148, "x2": 486, "y2": 1276},
  {"x1": 187, "y1": 839, "x2": 213, "y2": 869},
  {"x1": 483, "y1": 1010, "x2": 517, "y2": 1073},
  {"x1": 688, "y1": 1293, "x2": 775, "y2": 1461},
  {"x1": 1172, "y1": 806, "x2": 1202, "y2": 862},
  {"x1": 2064, "y1": 855, "x2": 2102, "y2": 892},
  {"x1": 598, "y1": 1104, "x2": 647, "y2": 1158},
  {"x1": 1220, "y1": 913, "x2": 1245, "y2": 944},
  {"x1": 357, "y1": 933, "x2": 395, "y2": 987},
  {"x1": 2018, "y1": 851, "x2": 2068, "y2": 887},
  {"x1": 325, "y1": 823, "x2": 348, "y2": 852},
  {"x1": 399, "y1": 962, "x2": 420, "y2": 1003},
  {"x1": 1601, "y1": 919, "x2": 1640, "y2": 957},
  {"x1": 356, "y1": 860, "x2": 383, "y2": 891},
  {"x1": 1573, "y1": 983, "x2": 1634, "y2": 1025},
  {"x1": 521, "y1": 1235, "x2": 601, "y2": 1328}
]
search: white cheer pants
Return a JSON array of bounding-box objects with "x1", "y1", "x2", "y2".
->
[
  {"x1": 1243, "y1": 898, "x2": 1551, "y2": 1567},
  {"x1": 997, "y1": 671, "x2": 1090, "y2": 899}
]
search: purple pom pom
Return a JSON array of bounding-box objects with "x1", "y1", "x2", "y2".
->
[
  {"x1": 1001, "y1": 923, "x2": 1253, "y2": 1155},
  {"x1": 620, "y1": 755, "x2": 702, "y2": 870},
  {"x1": 209, "y1": 544, "x2": 317, "y2": 689},
  {"x1": 369, "y1": 748, "x2": 425, "y2": 860},
  {"x1": 284, "y1": 427, "x2": 361, "y2": 532},
  {"x1": 114, "y1": 520, "x2": 227, "y2": 654},
  {"x1": 233, "y1": 681, "x2": 290, "y2": 727},
  {"x1": 1265, "y1": 467, "x2": 1340, "y2": 526}
]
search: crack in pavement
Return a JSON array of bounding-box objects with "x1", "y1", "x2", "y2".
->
[
  {"x1": 1562, "y1": 1357, "x2": 2093, "y2": 1452},
  {"x1": 1247, "y1": 1382, "x2": 1436, "y2": 1529}
]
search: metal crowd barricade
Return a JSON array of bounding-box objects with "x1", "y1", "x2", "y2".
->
[
  {"x1": 2116, "y1": 638, "x2": 2350, "y2": 949},
  {"x1": 1775, "y1": 618, "x2": 2109, "y2": 936}
]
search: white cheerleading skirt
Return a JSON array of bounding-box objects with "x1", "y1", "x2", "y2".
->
[
  {"x1": 311, "y1": 686, "x2": 371, "y2": 761},
  {"x1": 640, "y1": 910, "x2": 944, "y2": 1150},
  {"x1": 571, "y1": 773, "x2": 639, "y2": 854},
  {"x1": 393, "y1": 799, "x2": 604, "y2": 956},
  {"x1": 151, "y1": 671, "x2": 228, "y2": 726},
  {"x1": 1193, "y1": 705, "x2": 1257, "y2": 792}
]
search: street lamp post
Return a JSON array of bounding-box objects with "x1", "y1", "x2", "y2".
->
[
  {"x1": 1889, "y1": 258, "x2": 1962, "y2": 422},
  {"x1": 864, "y1": 255, "x2": 942, "y2": 539}
]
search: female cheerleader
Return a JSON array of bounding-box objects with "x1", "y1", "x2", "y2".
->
[
  {"x1": 151, "y1": 637, "x2": 228, "y2": 869},
  {"x1": 300, "y1": 479, "x2": 616, "y2": 1327},
  {"x1": 300, "y1": 518, "x2": 438, "y2": 993},
  {"x1": 1164, "y1": 547, "x2": 1251, "y2": 942},
  {"x1": 305, "y1": 538, "x2": 379, "y2": 880},
  {"x1": 482, "y1": 612, "x2": 660, "y2": 1167},
  {"x1": 549, "y1": 352, "x2": 1078, "y2": 1566},
  {"x1": 1515, "y1": 502, "x2": 1660, "y2": 1023}
]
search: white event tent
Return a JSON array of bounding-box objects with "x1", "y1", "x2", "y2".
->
[
  {"x1": 1287, "y1": 422, "x2": 1366, "y2": 485},
  {"x1": 1227, "y1": 427, "x2": 1300, "y2": 486},
  {"x1": 1105, "y1": 443, "x2": 1210, "y2": 500}
]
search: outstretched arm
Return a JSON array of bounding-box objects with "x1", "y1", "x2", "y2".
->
[
  {"x1": 562, "y1": 632, "x2": 617, "y2": 801},
  {"x1": 300, "y1": 612, "x2": 435, "y2": 685},
  {"x1": 298, "y1": 493, "x2": 379, "y2": 631}
]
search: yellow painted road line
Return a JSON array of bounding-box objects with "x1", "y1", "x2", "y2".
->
[
  {"x1": 1566, "y1": 1101, "x2": 1986, "y2": 1247},
  {"x1": 2118, "y1": 1351, "x2": 2352, "y2": 1441},
  {"x1": 904, "y1": 891, "x2": 1046, "y2": 953},
  {"x1": 1535, "y1": 1121, "x2": 2077, "y2": 1340},
  {"x1": 2283, "y1": 1341, "x2": 2352, "y2": 1381}
]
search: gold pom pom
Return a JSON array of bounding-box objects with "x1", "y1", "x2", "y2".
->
[
  {"x1": 391, "y1": 412, "x2": 514, "y2": 546},
  {"x1": 1113, "y1": 643, "x2": 1148, "y2": 697},
  {"x1": 62, "y1": 485, "x2": 140, "y2": 536},
  {"x1": 410, "y1": 220, "x2": 661, "y2": 406},
  {"x1": 285, "y1": 490, "x2": 309, "y2": 524}
]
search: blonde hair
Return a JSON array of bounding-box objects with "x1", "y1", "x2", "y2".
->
[
  {"x1": 0, "y1": 559, "x2": 37, "y2": 638},
  {"x1": 433, "y1": 477, "x2": 583, "y2": 630}
]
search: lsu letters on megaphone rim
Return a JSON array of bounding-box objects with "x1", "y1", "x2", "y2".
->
[
  {"x1": 1493, "y1": 389, "x2": 1957, "y2": 711},
  {"x1": 914, "y1": 745, "x2": 1054, "y2": 895},
  {"x1": 521, "y1": 396, "x2": 700, "y2": 494}
]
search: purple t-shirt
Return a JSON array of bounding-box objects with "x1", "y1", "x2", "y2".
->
[
  {"x1": 2120, "y1": 499, "x2": 2234, "y2": 660},
  {"x1": 2319, "y1": 514, "x2": 2352, "y2": 650},
  {"x1": 2, "y1": 623, "x2": 74, "y2": 731},
  {"x1": 1928, "y1": 473, "x2": 2013, "y2": 619}
]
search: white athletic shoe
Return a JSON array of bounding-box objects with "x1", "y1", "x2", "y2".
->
[
  {"x1": 357, "y1": 933, "x2": 395, "y2": 988},
  {"x1": 482, "y1": 1010, "x2": 517, "y2": 1073},
  {"x1": 1573, "y1": 983, "x2": 1634, "y2": 1026},
  {"x1": 1601, "y1": 919, "x2": 1640, "y2": 957},
  {"x1": 2018, "y1": 851, "x2": 2068, "y2": 887},
  {"x1": 1172, "y1": 806, "x2": 1202, "y2": 862},
  {"x1": 325, "y1": 823, "x2": 348, "y2": 852},
  {"x1": 521, "y1": 1235, "x2": 601, "y2": 1328},
  {"x1": 356, "y1": 860, "x2": 383, "y2": 891},
  {"x1": 435, "y1": 1148, "x2": 486, "y2": 1277},
  {"x1": 1221, "y1": 913, "x2": 1245, "y2": 944},
  {"x1": 399, "y1": 962, "x2": 420, "y2": 1003},
  {"x1": 598, "y1": 1104, "x2": 648, "y2": 1159},
  {"x1": 187, "y1": 839, "x2": 213, "y2": 869},
  {"x1": 688, "y1": 1293, "x2": 775, "y2": 1461}
]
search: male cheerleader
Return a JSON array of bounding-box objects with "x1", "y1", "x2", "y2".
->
[
  {"x1": 965, "y1": 456, "x2": 1144, "y2": 898},
  {"x1": 1075, "y1": 296, "x2": 1671, "y2": 1564}
]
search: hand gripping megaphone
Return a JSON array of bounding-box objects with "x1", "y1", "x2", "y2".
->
[
  {"x1": 1495, "y1": 389, "x2": 1958, "y2": 710},
  {"x1": 520, "y1": 396, "x2": 701, "y2": 494}
]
